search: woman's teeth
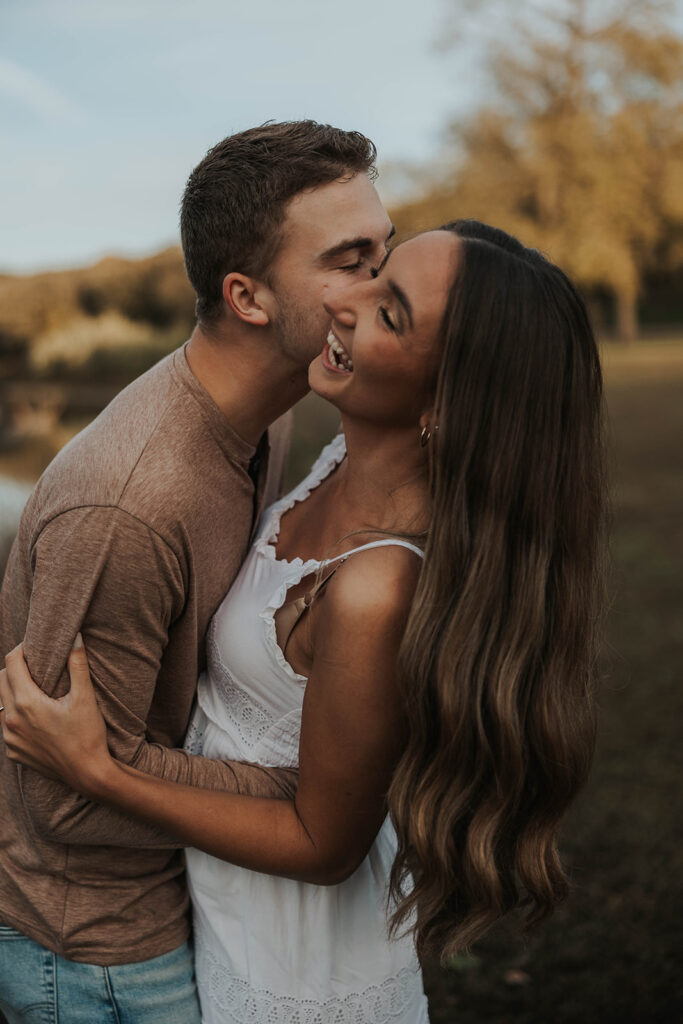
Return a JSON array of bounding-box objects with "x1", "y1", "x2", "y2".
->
[{"x1": 326, "y1": 330, "x2": 354, "y2": 371}]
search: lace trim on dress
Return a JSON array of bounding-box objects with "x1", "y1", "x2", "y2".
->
[
  {"x1": 184, "y1": 706, "x2": 207, "y2": 755},
  {"x1": 254, "y1": 433, "x2": 346, "y2": 561},
  {"x1": 203, "y1": 614, "x2": 302, "y2": 764},
  {"x1": 253, "y1": 706, "x2": 302, "y2": 768},
  {"x1": 198, "y1": 946, "x2": 423, "y2": 1024},
  {"x1": 254, "y1": 433, "x2": 346, "y2": 687},
  {"x1": 203, "y1": 620, "x2": 274, "y2": 747}
]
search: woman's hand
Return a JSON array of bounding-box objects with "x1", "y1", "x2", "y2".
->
[{"x1": 0, "y1": 635, "x2": 113, "y2": 796}]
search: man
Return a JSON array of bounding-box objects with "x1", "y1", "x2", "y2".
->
[{"x1": 0, "y1": 121, "x2": 393, "y2": 1022}]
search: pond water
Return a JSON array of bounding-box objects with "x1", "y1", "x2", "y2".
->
[{"x1": 0, "y1": 476, "x2": 31, "y2": 577}]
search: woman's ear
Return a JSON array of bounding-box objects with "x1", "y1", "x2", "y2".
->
[
  {"x1": 419, "y1": 405, "x2": 437, "y2": 433},
  {"x1": 222, "y1": 273, "x2": 271, "y2": 327}
]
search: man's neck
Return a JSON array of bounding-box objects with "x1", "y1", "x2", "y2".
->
[{"x1": 185, "y1": 323, "x2": 309, "y2": 445}]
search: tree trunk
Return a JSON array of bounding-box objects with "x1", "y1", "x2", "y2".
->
[{"x1": 615, "y1": 288, "x2": 638, "y2": 343}]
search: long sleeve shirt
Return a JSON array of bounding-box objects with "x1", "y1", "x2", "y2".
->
[{"x1": 0, "y1": 344, "x2": 296, "y2": 964}]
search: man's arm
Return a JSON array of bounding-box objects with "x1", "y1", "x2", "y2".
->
[{"x1": 17, "y1": 506, "x2": 295, "y2": 848}]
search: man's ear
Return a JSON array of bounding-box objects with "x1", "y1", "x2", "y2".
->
[{"x1": 222, "y1": 272, "x2": 271, "y2": 327}]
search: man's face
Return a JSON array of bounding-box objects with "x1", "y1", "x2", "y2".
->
[{"x1": 266, "y1": 174, "x2": 394, "y2": 366}]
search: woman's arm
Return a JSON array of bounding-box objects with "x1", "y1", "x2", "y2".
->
[{"x1": 1, "y1": 547, "x2": 419, "y2": 884}]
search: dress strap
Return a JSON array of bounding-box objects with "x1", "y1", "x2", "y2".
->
[
  {"x1": 274, "y1": 539, "x2": 424, "y2": 660},
  {"x1": 322, "y1": 538, "x2": 425, "y2": 566}
]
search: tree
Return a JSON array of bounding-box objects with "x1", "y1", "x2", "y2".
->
[{"x1": 397, "y1": 0, "x2": 683, "y2": 340}]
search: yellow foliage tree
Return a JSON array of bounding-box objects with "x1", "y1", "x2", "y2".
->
[{"x1": 396, "y1": 0, "x2": 683, "y2": 340}]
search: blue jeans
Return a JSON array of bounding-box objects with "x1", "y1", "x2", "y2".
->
[{"x1": 0, "y1": 923, "x2": 201, "y2": 1024}]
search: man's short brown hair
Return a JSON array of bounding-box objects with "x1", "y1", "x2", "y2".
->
[{"x1": 180, "y1": 120, "x2": 377, "y2": 324}]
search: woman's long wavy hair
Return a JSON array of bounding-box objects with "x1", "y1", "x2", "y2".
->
[{"x1": 388, "y1": 220, "x2": 606, "y2": 961}]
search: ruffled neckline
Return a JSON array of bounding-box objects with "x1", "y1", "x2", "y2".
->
[
  {"x1": 253, "y1": 432, "x2": 346, "y2": 687},
  {"x1": 253, "y1": 432, "x2": 346, "y2": 568}
]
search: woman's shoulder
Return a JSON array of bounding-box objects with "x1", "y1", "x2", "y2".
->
[
  {"x1": 306, "y1": 542, "x2": 423, "y2": 683},
  {"x1": 320, "y1": 542, "x2": 423, "y2": 635}
]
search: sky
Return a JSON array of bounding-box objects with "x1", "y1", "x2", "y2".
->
[{"x1": 1, "y1": 0, "x2": 477, "y2": 273}]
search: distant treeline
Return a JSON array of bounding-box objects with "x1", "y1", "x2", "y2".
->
[
  {"x1": 0, "y1": 248, "x2": 196, "y2": 382},
  {"x1": 398, "y1": 0, "x2": 683, "y2": 342},
  {"x1": 1, "y1": 224, "x2": 681, "y2": 392}
]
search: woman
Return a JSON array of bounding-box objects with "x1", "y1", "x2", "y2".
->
[{"x1": 0, "y1": 221, "x2": 606, "y2": 1020}]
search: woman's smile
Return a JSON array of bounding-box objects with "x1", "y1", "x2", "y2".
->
[{"x1": 322, "y1": 329, "x2": 354, "y2": 374}]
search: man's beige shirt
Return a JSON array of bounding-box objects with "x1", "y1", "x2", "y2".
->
[{"x1": 0, "y1": 345, "x2": 295, "y2": 965}]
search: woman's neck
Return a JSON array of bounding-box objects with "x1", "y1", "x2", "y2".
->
[
  {"x1": 274, "y1": 414, "x2": 431, "y2": 566},
  {"x1": 332, "y1": 416, "x2": 431, "y2": 539}
]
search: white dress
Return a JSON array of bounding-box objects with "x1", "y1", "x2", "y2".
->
[{"x1": 185, "y1": 434, "x2": 430, "y2": 1024}]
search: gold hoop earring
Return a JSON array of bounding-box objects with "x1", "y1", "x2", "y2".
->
[{"x1": 420, "y1": 425, "x2": 431, "y2": 447}]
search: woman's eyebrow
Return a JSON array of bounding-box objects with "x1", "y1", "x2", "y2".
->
[{"x1": 374, "y1": 250, "x2": 413, "y2": 331}]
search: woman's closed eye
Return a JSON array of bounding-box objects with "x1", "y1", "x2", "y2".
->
[{"x1": 380, "y1": 307, "x2": 396, "y2": 331}]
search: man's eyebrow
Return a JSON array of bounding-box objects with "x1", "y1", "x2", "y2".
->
[{"x1": 388, "y1": 279, "x2": 414, "y2": 331}]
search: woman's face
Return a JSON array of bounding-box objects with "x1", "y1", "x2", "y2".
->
[{"x1": 308, "y1": 230, "x2": 460, "y2": 430}]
